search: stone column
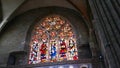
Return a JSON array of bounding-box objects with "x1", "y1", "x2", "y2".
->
[{"x1": 88, "y1": 0, "x2": 120, "y2": 68}]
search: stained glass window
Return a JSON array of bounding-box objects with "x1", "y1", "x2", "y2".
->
[{"x1": 28, "y1": 15, "x2": 78, "y2": 64}]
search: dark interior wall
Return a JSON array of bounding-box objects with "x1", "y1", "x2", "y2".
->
[
  {"x1": 0, "y1": 7, "x2": 89, "y2": 65},
  {"x1": 10, "y1": 0, "x2": 77, "y2": 19},
  {"x1": 0, "y1": 0, "x2": 2, "y2": 22}
]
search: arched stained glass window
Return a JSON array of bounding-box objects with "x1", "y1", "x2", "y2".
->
[{"x1": 28, "y1": 15, "x2": 78, "y2": 64}]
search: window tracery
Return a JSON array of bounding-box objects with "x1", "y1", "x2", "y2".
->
[{"x1": 28, "y1": 15, "x2": 78, "y2": 64}]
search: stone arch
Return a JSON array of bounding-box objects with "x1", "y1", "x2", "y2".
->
[
  {"x1": 28, "y1": 14, "x2": 79, "y2": 64},
  {"x1": 24, "y1": 7, "x2": 91, "y2": 65}
]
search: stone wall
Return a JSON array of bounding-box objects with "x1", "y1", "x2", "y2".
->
[{"x1": 0, "y1": 7, "x2": 89, "y2": 67}]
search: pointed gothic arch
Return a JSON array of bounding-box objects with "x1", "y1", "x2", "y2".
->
[{"x1": 28, "y1": 15, "x2": 78, "y2": 64}]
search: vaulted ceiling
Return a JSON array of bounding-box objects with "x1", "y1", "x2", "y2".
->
[{"x1": 0, "y1": 0, "x2": 92, "y2": 32}]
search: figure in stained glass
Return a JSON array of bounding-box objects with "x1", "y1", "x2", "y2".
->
[
  {"x1": 50, "y1": 41, "x2": 57, "y2": 62},
  {"x1": 59, "y1": 39, "x2": 67, "y2": 60},
  {"x1": 40, "y1": 41, "x2": 47, "y2": 62},
  {"x1": 29, "y1": 39, "x2": 39, "y2": 64},
  {"x1": 28, "y1": 15, "x2": 78, "y2": 64}
]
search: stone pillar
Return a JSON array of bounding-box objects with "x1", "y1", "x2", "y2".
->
[
  {"x1": 89, "y1": 28, "x2": 98, "y2": 58},
  {"x1": 88, "y1": 0, "x2": 120, "y2": 68}
]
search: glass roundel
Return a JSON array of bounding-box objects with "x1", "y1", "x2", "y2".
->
[{"x1": 28, "y1": 15, "x2": 78, "y2": 64}]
